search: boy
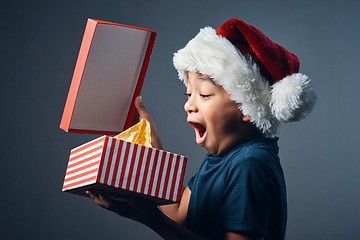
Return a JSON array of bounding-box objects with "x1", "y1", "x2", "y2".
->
[{"x1": 87, "y1": 18, "x2": 316, "y2": 240}]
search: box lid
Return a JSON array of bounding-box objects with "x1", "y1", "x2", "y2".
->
[{"x1": 60, "y1": 19, "x2": 156, "y2": 135}]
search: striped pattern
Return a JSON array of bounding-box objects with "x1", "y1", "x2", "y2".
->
[{"x1": 63, "y1": 136, "x2": 187, "y2": 204}]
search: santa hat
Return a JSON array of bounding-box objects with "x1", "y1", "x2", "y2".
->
[{"x1": 173, "y1": 18, "x2": 316, "y2": 136}]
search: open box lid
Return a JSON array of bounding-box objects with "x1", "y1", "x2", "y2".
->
[{"x1": 60, "y1": 19, "x2": 156, "y2": 135}]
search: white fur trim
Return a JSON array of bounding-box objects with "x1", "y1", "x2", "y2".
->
[{"x1": 270, "y1": 73, "x2": 316, "y2": 122}]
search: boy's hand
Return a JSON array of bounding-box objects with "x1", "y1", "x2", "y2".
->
[
  {"x1": 86, "y1": 190, "x2": 160, "y2": 226},
  {"x1": 134, "y1": 96, "x2": 163, "y2": 150}
]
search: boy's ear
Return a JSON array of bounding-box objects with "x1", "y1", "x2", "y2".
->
[{"x1": 242, "y1": 115, "x2": 251, "y2": 122}]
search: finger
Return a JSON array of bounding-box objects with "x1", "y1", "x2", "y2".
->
[
  {"x1": 134, "y1": 96, "x2": 144, "y2": 111},
  {"x1": 134, "y1": 96, "x2": 163, "y2": 149},
  {"x1": 86, "y1": 190, "x2": 98, "y2": 199},
  {"x1": 134, "y1": 96, "x2": 151, "y2": 121},
  {"x1": 86, "y1": 190, "x2": 108, "y2": 208},
  {"x1": 97, "y1": 193, "x2": 110, "y2": 208}
]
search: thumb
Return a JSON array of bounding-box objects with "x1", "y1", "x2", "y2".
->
[
  {"x1": 134, "y1": 96, "x2": 163, "y2": 150},
  {"x1": 134, "y1": 96, "x2": 151, "y2": 121}
]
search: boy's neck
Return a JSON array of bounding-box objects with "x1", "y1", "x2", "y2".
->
[
  {"x1": 216, "y1": 126, "x2": 264, "y2": 157},
  {"x1": 238, "y1": 127, "x2": 264, "y2": 145}
]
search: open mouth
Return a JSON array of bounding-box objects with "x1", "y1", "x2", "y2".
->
[{"x1": 189, "y1": 122, "x2": 207, "y2": 144}]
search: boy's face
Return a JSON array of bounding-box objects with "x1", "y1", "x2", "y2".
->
[{"x1": 184, "y1": 72, "x2": 252, "y2": 156}]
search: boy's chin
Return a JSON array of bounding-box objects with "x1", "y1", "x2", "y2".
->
[
  {"x1": 201, "y1": 139, "x2": 238, "y2": 156},
  {"x1": 199, "y1": 140, "x2": 220, "y2": 156}
]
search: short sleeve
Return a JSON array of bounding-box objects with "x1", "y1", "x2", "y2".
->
[
  {"x1": 221, "y1": 156, "x2": 277, "y2": 237},
  {"x1": 188, "y1": 175, "x2": 195, "y2": 191}
]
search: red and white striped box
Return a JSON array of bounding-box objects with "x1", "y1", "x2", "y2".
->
[{"x1": 62, "y1": 136, "x2": 187, "y2": 205}]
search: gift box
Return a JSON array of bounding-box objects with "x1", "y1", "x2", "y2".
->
[
  {"x1": 60, "y1": 19, "x2": 188, "y2": 204},
  {"x1": 63, "y1": 136, "x2": 187, "y2": 204}
]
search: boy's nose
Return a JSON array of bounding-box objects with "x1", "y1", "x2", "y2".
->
[{"x1": 184, "y1": 97, "x2": 198, "y2": 113}]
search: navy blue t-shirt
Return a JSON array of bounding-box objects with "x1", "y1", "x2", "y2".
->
[{"x1": 186, "y1": 137, "x2": 287, "y2": 240}]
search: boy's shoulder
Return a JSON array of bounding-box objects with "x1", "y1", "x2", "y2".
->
[{"x1": 225, "y1": 137, "x2": 280, "y2": 169}]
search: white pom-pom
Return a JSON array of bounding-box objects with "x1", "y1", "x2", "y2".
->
[{"x1": 270, "y1": 73, "x2": 316, "y2": 122}]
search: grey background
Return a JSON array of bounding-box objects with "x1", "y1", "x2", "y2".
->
[{"x1": 1, "y1": 0, "x2": 359, "y2": 239}]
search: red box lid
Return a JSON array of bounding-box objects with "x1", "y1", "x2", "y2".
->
[{"x1": 60, "y1": 19, "x2": 156, "y2": 135}]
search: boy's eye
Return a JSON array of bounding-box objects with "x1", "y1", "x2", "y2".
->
[
  {"x1": 185, "y1": 93, "x2": 191, "y2": 98},
  {"x1": 200, "y1": 94, "x2": 211, "y2": 98}
]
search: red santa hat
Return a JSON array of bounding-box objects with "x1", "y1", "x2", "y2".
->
[{"x1": 173, "y1": 18, "x2": 316, "y2": 136}]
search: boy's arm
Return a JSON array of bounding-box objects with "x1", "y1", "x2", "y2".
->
[
  {"x1": 160, "y1": 186, "x2": 191, "y2": 225},
  {"x1": 225, "y1": 232, "x2": 264, "y2": 240},
  {"x1": 86, "y1": 188, "x2": 260, "y2": 240},
  {"x1": 86, "y1": 189, "x2": 206, "y2": 240}
]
